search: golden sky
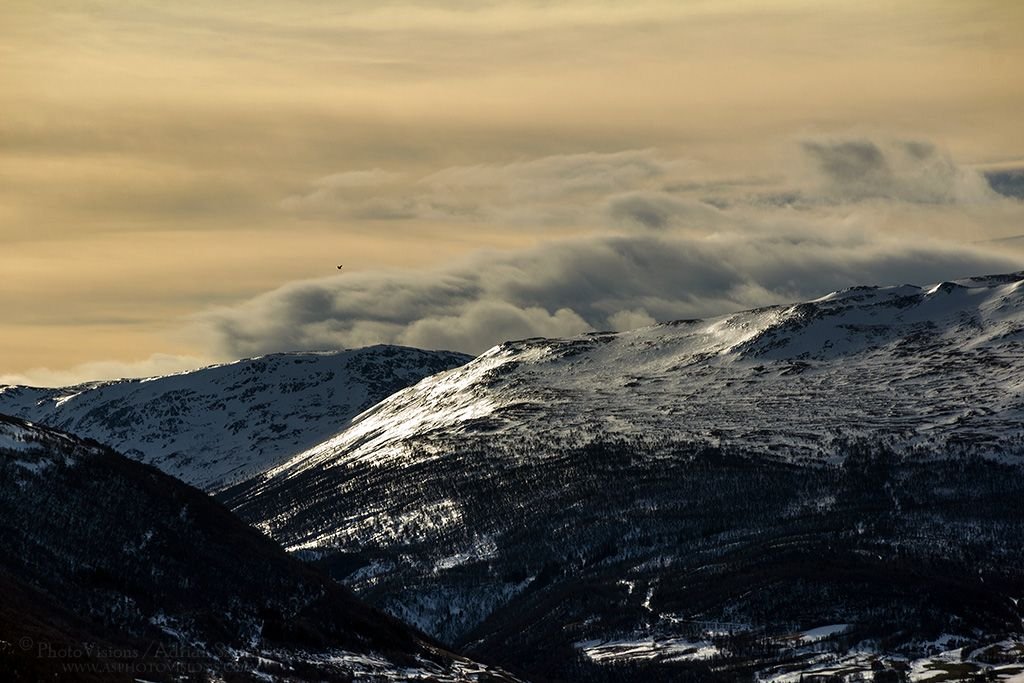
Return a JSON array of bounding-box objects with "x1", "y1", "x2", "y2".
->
[{"x1": 2, "y1": 0, "x2": 1023, "y2": 384}]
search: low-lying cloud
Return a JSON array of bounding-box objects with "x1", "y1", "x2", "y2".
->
[
  {"x1": 8, "y1": 136, "x2": 1022, "y2": 385},
  {"x1": 196, "y1": 137, "x2": 1024, "y2": 358},
  {"x1": 194, "y1": 228, "x2": 1020, "y2": 358}
]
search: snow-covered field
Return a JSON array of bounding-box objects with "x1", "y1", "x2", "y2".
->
[{"x1": 576, "y1": 636, "x2": 721, "y2": 663}]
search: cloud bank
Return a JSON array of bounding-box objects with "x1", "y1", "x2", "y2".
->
[
  {"x1": 192, "y1": 137, "x2": 1024, "y2": 358},
  {"x1": 12, "y1": 135, "x2": 1023, "y2": 385},
  {"x1": 195, "y1": 228, "x2": 1019, "y2": 357},
  {"x1": 280, "y1": 139, "x2": 1012, "y2": 231}
]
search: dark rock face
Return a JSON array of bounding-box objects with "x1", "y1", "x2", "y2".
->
[
  {"x1": 0, "y1": 415, "x2": 517, "y2": 681},
  {"x1": 224, "y1": 436, "x2": 1024, "y2": 681}
]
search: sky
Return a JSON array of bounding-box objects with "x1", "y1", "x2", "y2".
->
[{"x1": 2, "y1": 0, "x2": 1023, "y2": 385}]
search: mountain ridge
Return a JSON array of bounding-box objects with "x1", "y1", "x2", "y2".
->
[
  {"x1": 252, "y1": 271, "x2": 1024, "y2": 493},
  {"x1": 0, "y1": 345, "x2": 471, "y2": 490},
  {"x1": 0, "y1": 413, "x2": 520, "y2": 681}
]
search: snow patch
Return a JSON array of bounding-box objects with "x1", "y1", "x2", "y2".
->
[{"x1": 577, "y1": 636, "x2": 721, "y2": 663}]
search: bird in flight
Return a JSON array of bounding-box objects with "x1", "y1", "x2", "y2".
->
[{"x1": 336, "y1": 265, "x2": 343, "y2": 270}]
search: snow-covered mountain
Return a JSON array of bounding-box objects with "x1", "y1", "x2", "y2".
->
[
  {"x1": 222, "y1": 272, "x2": 1024, "y2": 681},
  {"x1": 242, "y1": 272, "x2": 1024, "y2": 513},
  {"x1": 0, "y1": 345, "x2": 470, "y2": 490},
  {"x1": 0, "y1": 414, "x2": 519, "y2": 681}
]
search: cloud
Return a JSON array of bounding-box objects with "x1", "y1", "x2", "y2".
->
[
  {"x1": 279, "y1": 169, "x2": 417, "y2": 219},
  {"x1": 185, "y1": 138, "x2": 1024, "y2": 361},
  {"x1": 799, "y1": 138, "x2": 997, "y2": 204},
  {"x1": 0, "y1": 354, "x2": 209, "y2": 388},
  {"x1": 401, "y1": 301, "x2": 592, "y2": 351},
  {"x1": 193, "y1": 227, "x2": 1021, "y2": 358},
  {"x1": 608, "y1": 308, "x2": 657, "y2": 331},
  {"x1": 279, "y1": 150, "x2": 702, "y2": 228},
  {"x1": 280, "y1": 139, "x2": 1010, "y2": 236},
  {"x1": 984, "y1": 168, "x2": 1024, "y2": 200},
  {"x1": 420, "y1": 151, "x2": 671, "y2": 198},
  {"x1": 606, "y1": 191, "x2": 724, "y2": 230}
]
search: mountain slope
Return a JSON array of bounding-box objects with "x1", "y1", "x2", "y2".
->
[
  {"x1": 0, "y1": 345, "x2": 470, "y2": 490},
  {"x1": 0, "y1": 414, "x2": 519, "y2": 682},
  {"x1": 222, "y1": 272, "x2": 1024, "y2": 681},
  {"x1": 247, "y1": 273, "x2": 1024, "y2": 484}
]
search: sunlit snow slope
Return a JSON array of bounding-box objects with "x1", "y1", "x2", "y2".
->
[
  {"x1": 260, "y1": 272, "x2": 1024, "y2": 489},
  {"x1": 0, "y1": 346, "x2": 470, "y2": 490}
]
